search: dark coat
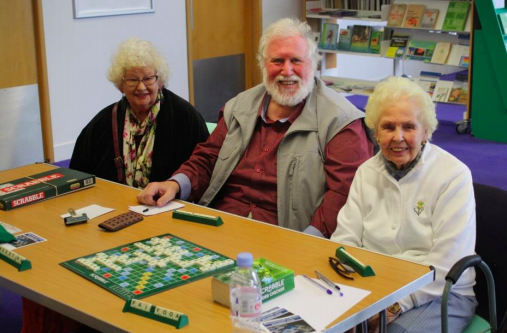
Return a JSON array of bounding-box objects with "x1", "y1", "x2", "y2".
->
[{"x1": 70, "y1": 88, "x2": 209, "y2": 185}]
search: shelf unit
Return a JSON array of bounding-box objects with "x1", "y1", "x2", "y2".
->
[
  {"x1": 304, "y1": 0, "x2": 393, "y2": 91},
  {"x1": 470, "y1": 0, "x2": 507, "y2": 142},
  {"x1": 303, "y1": 0, "x2": 474, "y2": 119}
]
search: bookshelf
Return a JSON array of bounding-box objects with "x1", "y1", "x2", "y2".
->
[
  {"x1": 384, "y1": 0, "x2": 473, "y2": 116},
  {"x1": 303, "y1": 0, "x2": 394, "y2": 91},
  {"x1": 304, "y1": 0, "x2": 474, "y2": 125},
  {"x1": 470, "y1": 0, "x2": 507, "y2": 143}
]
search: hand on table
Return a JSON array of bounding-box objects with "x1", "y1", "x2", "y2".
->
[{"x1": 136, "y1": 181, "x2": 180, "y2": 207}]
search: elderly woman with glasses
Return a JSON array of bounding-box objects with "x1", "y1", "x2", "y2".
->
[
  {"x1": 70, "y1": 37, "x2": 209, "y2": 189},
  {"x1": 331, "y1": 77, "x2": 477, "y2": 333}
]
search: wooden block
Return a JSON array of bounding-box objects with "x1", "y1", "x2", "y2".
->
[
  {"x1": 172, "y1": 210, "x2": 223, "y2": 227},
  {"x1": 123, "y1": 299, "x2": 189, "y2": 329},
  {"x1": 0, "y1": 246, "x2": 32, "y2": 271}
]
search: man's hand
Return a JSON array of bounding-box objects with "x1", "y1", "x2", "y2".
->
[{"x1": 136, "y1": 181, "x2": 180, "y2": 207}]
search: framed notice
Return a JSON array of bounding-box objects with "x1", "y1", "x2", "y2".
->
[{"x1": 73, "y1": 0, "x2": 155, "y2": 19}]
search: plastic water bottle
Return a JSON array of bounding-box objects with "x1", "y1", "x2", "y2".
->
[{"x1": 230, "y1": 252, "x2": 262, "y2": 332}]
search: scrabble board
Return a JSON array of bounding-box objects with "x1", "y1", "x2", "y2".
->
[{"x1": 61, "y1": 233, "x2": 236, "y2": 300}]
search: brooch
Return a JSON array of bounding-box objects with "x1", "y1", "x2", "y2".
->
[{"x1": 414, "y1": 201, "x2": 425, "y2": 216}]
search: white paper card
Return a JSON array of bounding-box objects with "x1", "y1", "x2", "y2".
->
[
  {"x1": 129, "y1": 201, "x2": 185, "y2": 216},
  {"x1": 61, "y1": 204, "x2": 115, "y2": 220},
  {"x1": 0, "y1": 221, "x2": 22, "y2": 234},
  {"x1": 262, "y1": 275, "x2": 371, "y2": 332},
  {"x1": 0, "y1": 232, "x2": 47, "y2": 250}
]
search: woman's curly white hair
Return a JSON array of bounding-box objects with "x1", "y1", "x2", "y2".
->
[{"x1": 107, "y1": 38, "x2": 170, "y2": 89}]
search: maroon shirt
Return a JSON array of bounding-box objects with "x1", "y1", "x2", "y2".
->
[{"x1": 175, "y1": 96, "x2": 373, "y2": 237}]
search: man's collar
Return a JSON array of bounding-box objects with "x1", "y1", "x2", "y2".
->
[{"x1": 258, "y1": 93, "x2": 306, "y2": 124}]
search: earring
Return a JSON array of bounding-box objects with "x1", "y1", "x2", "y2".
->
[
  {"x1": 376, "y1": 138, "x2": 380, "y2": 143},
  {"x1": 422, "y1": 140, "x2": 427, "y2": 147}
]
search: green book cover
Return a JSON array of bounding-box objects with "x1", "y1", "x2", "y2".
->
[
  {"x1": 320, "y1": 23, "x2": 339, "y2": 50},
  {"x1": 350, "y1": 25, "x2": 372, "y2": 53},
  {"x1": 369, "y1": 27, "x2": 384, "y2": 54},
  {"x1": 442, "y1": 2, "x2": 470, "y2": 31},
  {"x1": 406, "y1": 40, "x2": 436, "y2": 62},
  {"x1": 337, "y1": 28, "x2": 351, "y2": 51}
]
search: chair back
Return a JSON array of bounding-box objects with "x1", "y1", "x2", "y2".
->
[
  {"x1": 206, "y1": 122, "x2": 217, "y2": 133},
  {"x1": 473, "y1": 183, "x2": 507, "y2": 321}
]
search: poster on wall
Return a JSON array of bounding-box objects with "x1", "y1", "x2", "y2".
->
[{"x1": 73, "y1": 0, "x2": 155, "y2": 19}]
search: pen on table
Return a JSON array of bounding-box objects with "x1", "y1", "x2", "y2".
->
[
  {"x1": 143, "y1": 208, "x2": 149, "y2": 213},
  {"x1": 302, "y1": 274, "x2": 333, "y2": 295},
  {"x1": 315, "y1": 270, "x2": 344, "y2": 296}
]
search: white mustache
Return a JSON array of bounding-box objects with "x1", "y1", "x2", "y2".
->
[{"x1": 275, "y1": 75, "x2": 301, "y2": 83}]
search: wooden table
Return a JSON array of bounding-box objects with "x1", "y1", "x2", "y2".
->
[{"x1": 0, "y1": 164, "x2": 433, "y2": 332}]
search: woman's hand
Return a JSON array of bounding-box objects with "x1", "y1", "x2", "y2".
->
[
  {"x1": 367, "y1": 303, "x2": 402, "y2": 333},
  {"x1": 136, "y1": 181, "x2": 180, "y2": 207}
]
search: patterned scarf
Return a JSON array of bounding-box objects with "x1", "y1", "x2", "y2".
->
[
  {"x1": 383, "y1": 145, "x2": 426, "y2": 181},
  {"x1": 122, "y1": 92, "x2": 162, "y2": 188}
]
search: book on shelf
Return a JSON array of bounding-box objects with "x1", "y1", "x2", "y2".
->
[
  {"x1": 421, "y1": 9, "x2": 439, "y2": 29},
  {"x1": 441, "y1": 1, "x2": 471, "y2": 31},
  {"x1": 459, "y1": 53, "x2": 470, "y2": 68},
  {"x1": 432, "y1": 80, "x2": 454, "y2": 102},
  {"x1": 499, "y1": 12, "x2": 507, "y2": 35},
  {"x1": 350, "y1": 25, "x2": 372, "y2": 53},
  {"x1": 417, "y1": 71, "x2": 441, "y2": 98},
  {"x1": 431, "y1": 42, "x2": 452, "y2": 64},
  {"x1": 402, "y1": 4, "x2": 426, "y2": 28},
  {"x1": 320, "y1": 23, "x2": 340, "y2": 50},
  {"x1": 387, "y1": 4, "x2": 407, "y2": 27},
  {"x1": 337, "y1": 28, "x2": 352, "y2": 51},
  {"x1": 386, "y1": 34, "x2": 410, "y2": 59},
  {"x1": 324, "y1": 0, "x2": 343, "y2": 8},
  {"x1": 447, "y1": 44, "x2": 469, "y2": 67},
  {"x1": 369, "y1": 27, "x2": 384, "y2": 54},
  {"x1": 447, "y1": 72, "x2": 468, "y2": 104},
  {"x1": 406, "y1": 40, "x2": 436, "y2": 62}
]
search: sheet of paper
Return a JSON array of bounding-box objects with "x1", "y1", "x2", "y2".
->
[
  {"x1": 60, "y1": 204, "x2": 115, "y2": 220},
  {"x1": 0, "y1": 232, "x2": 47, "y2": 250},
  {"x1": 262, "y1": 275, "x2": 371, "y2": 332},
  {"x1": 129, "y1": 201, "x2": 185, "y2": 216},
  {"x1": 0, "y1": 221, "x2": 22, "y2": 234}
]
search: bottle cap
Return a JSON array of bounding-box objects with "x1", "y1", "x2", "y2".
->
[{"x1": 236, "y1": 252, "x2": 253, "y2": 267}]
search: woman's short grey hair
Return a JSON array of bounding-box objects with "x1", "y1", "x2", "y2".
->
[
  {"x1": 107, "y1": 38, "x2": 171, "y2": 89},
  {"x1": 364, "y1": 76, "x2": 438, "y2": 139},
  {"x1": 256, "y1": 18, "x2": 320, "y2": 73}
]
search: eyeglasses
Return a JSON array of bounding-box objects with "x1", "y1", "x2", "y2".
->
[
  {"x1": 329, "y1": 257, "x2": 355, "y2": 280},
  {"x1": 122, "y1": 75, "x2": 158, "y2": 87}
]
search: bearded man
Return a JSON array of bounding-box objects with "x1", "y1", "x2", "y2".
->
[{"x1": 137, "y1": 18, "x2": 373, "y2": 238}]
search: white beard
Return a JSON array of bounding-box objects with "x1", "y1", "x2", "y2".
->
[{"x1": 263, "y1": 72, "x2": 314, "y2": 106}]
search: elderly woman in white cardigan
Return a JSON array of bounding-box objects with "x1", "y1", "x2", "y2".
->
[{"x1": 332, "y1": 77, "x2": 477, "y2": 333}]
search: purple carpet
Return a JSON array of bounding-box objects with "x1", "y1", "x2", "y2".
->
[{"x1": 0, "y1": 288, "x2": 23, "y2": 332}]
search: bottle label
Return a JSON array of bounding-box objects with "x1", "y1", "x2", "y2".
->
[{"x1": 230, "y1": 287, "x2": 262, "y2": 318}]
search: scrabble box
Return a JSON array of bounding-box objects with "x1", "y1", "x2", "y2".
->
[
  {"x1": 211, "y1": 258, "x2": 295, "y2": 307},
  {"x1": 0, "y1": 167, "x2": 95, "y2": 211}
]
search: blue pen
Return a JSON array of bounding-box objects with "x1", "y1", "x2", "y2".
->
[
  {"x1": 315, "y1": 270, "x2": 344, "y2": 296},
  {"x1": 302, "y1": 274, "x2": 333, "y2": 295}
]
